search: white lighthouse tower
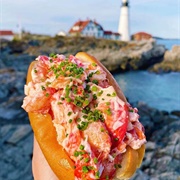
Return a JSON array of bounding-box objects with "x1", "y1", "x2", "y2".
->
[{"x1": 118, "y1": 0, "x2": 130, "y2": 41}]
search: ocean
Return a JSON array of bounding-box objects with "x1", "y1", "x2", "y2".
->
[
  {"x1": 156, "y1": 38, "x2": 180, "y2": 50},
  {"x1": 113, "y1": 39, "x2": 180, "y2": 112}
]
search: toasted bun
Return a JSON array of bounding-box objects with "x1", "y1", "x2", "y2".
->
[
  {"x1": 27, "y1": 52, "x2": 145, "y2": 180},
  {"x1": 27, "y1": 62, "x2": 75, "y2": 180}
]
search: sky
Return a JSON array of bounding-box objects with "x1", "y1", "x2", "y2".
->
[{"x1": 0, "y1": 0, "x2": 180, "y2": 39}]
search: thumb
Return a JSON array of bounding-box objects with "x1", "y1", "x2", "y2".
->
[{"x1": 32, "y1": 137, "x2": 58, "y2": 180}]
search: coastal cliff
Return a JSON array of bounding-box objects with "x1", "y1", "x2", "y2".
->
[
  {"x1": 150, "y1": 45, "x2": 180, "y2": 73},
  {"x1": 0, "y1": 37, "x2": 164, "y2": 70},
  {"x1": 1, "y1": 36, "x2": 179, "y2": 73}
]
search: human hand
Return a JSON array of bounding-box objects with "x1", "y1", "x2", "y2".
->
[{"x1": 32, "y1": 137, "x2": 58, "y2": 180}]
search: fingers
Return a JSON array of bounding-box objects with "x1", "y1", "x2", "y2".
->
[{"x1": 32, "y1": 137, "x2": 58, "y2": 180}]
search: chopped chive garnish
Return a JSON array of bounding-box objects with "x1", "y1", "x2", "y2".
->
[
  {"x1": 85, "y1": 84, "x2": 90, "y2": 91},
  {"x1": 112, "y1": 92, "x2": 116, "y2": 97},
  {"x1": 66, "y1": 97, "x2": 71, "y2": 103},
  {"x1": 94, "y1": 103, "x2": 98, "y2": 108},
  {"x1": 114, "y1": 164, "x2": 122, "y2": 169},
  {"x1": 74, "y1": 151, "x2": 80, "y2": 157},
  {"x1": 85, "y1": 93, "x2": 89, "y2": 98},
  {"x1": 92, "y1": 62, "x2": 97, "y2": 67},
  {"x1": 100, "y1": 127, "x2": 105, "y2": 132},
  {"x1": 83, "y1": 115, "x2": 88, "y2": 119},
  {"x1": 106, "y1": 102, "x2": 110, "y2": 105},
  {"x1": 79, "y1": 145, "x2": 85, "y2": 150},
  {"x1": 93, "y1": 94, "x2": 97, "y2": 100},
  {"x1": 95, "y1": 70, "x2": 100, "y2": 74},
  {"x1": 49, "y1": 53, "x2": 55, "y2": 57},
  {"x1": 77, "y1": 118, "x2": 81, "y2": 122},
  {"x1": 95, "y1": 171, "x2": 100, "y2": 178},
  {"x1": 84, "y1": 158, "x2": 90, "y2": 163},
  {"x1": 88, "y1": 72, "x2": 94, "y2": 78},
  {"x1": 83, "y1": 99, "x2": 89, "y2": 106},
  {"x1": 45, "y1": 93, "x2": 49, "y2": 97},
  {"x1": 93, "y1": 157, "x2": 98, "y2": 164},
  {"x1": 68, "y1": 119, "x2": 72, "y2": 123},
  {"x1": 97, "y1": 90, "x2": 103, "y2": 96},
  {"x1": 50, "y1": 60, "x2": 84, "y2": 79},
  {"x1": 91, "y1": 86, "x2": 98, "y2": 92},
  {"x1": 82, "y1": 166, "x2": 89, "y2": 173},
  {"x1": 41, "y1": 86, "x2": 46, "y2": 91},
  {"x1": 106, "y1": 108, "x2": 112, "y2": 115},
  {"x1": 92, "y1": 79, "x2": 98, "y2": 85},
  {"x1": 46, "y1": 81, "x2": 51, "y2": 86},
  {"x1": 77, "y1": 121, "x2": 89, "y2": 131},
  {"x1": 68, "y1": 112, "x2": 72, "y2": 116}
]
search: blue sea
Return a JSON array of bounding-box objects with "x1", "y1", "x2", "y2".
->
[
  {"x1": 113, "y1": 39, "x2": 180, "y2": 112},
  {"x1": 156, "y1": 39, "x2": 180, "y2": 50}
]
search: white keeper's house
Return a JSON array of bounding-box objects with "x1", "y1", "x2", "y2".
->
[
  {"x1": 0, "y1": 30, "x2": 14, "y2": 41},
  {"x1": 68, "y1": 19, "x2": 120, "y2": 40}
]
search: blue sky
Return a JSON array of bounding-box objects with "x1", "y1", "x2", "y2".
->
[{"x1": 1, "y1": 0, "x2": 179, "y2": 39}]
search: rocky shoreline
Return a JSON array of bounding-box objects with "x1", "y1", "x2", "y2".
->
[
  {"x1": 0, "y1": 36, "x2": 179, "y2": 73},
  {"x1": 0, "y1": 37, "x2": 180, "y2": 179},
  {"x1": 150, "y1": 45, "x2": 180, "y2": 73}
]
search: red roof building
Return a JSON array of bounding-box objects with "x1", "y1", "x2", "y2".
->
[
  {"x1": 132, "y1": 32, "x2": 152, "y2": 41},
  {"x1": 69, "y1": 20, "x2": 104, "y2": 38},
  {"x1": 0, "y1": 30, "x2": 14, "y2": 41},
  {"x1": 104, "y1": 31, "x2": 120, "y2": 40},
  {"x1": 69, "y1": 19, "x2": 120, "y2": 40}
]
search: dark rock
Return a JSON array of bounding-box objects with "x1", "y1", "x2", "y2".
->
[
  {"x1": 132, "y1": 169, "x2": 149, "y2": 180},
  {"x1": 8, "y1": 40, "x2": 29, "y2": 53},
  {"x1": 150, "y1": 45, "x2": 180, "y2": 73},
  {"x1": 161, "y1": 110, "x2": 169, "y2": 116},
  {"x1": 6, "y1": 125, "x2": 32, "y2": 144},
  {"x1": 145, "y1": 141, "x2": 156, "y2": 151},
  {"x1": 87, "y1": 40, "x2": 166, "y2": 72},
  {"x1": 171, "y1": 110, "x2": 180, "y2": 117},
  {"x1": 0, "y1": 68, "x2": 26, "y2": 99},
  {"x1": 0, "y1": 54, "x2": 36, "y2": 72},
  {"x1": 0, "y1": 124, "x2": 33, "y2": 180},
  {"x1": 0, "y1": 96, "x2": 26, "y2": 121}
]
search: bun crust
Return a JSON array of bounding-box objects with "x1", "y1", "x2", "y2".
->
[
  {"x1": 26, "y1": 52, "x2": 145, "y2": 180},
  {"x1": 27, "y1": 61, "x2": 75, "y2": 180}
]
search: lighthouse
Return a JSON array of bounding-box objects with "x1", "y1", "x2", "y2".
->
[{"x1": 118, "y1": 0, "x2": 130, "y2": 41}]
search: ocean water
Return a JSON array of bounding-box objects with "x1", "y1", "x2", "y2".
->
[
  {"x1": 113, "y1": 39, "x2": 180, "y2": 112},
  {"x1": 156, "y1": 39, "x2": 180, "y2": 50},
  {"x1": 114, "y1": 71, "x2": 180, "y2": 112}
]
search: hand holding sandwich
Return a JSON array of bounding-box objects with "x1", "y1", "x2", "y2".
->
[{"x1": 32, "y1": 137, "x2": 58, "y2": 180}]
